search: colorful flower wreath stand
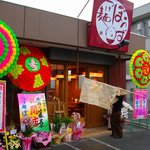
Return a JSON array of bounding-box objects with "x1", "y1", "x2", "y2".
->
[
  {"x1": 0, "y1": 20, "x2": 20, "y2": 78},
  {"x1": 129, "y1": 49, "x2": 150, "y2": 132}
]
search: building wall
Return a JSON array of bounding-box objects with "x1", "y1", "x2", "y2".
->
[
  {"x1": 24, "y1": 7, "x2": 79, "y2": 46},
  {"x1": 0, "y1": 1, "x2": 148, "y2": 107},
  {"x1": 0, "y1": 1, "x2": 145, "y2": 56},
  {"x1": 131, "y1": 3, "x2": 150, "y2": 53},
  {"x1": 129, "y1": 3, "x2": 150, "y2": 107},
  {"x1": 0, "y1": 2, "x2": 24, "y2": 37},
  {"x1": 132, "y1": 3, "x2": 150, "y2": 22},
  {"x1": 109, "y1": 59, "x2": 126, "y2": 89},
  {"x1": 128, "y1": 33, "x2": 145, "y2": 53},
  {"x1": 146, "y1": 38, "x2": 150, "y2": 51}
]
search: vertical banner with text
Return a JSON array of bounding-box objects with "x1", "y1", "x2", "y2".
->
[
  {"x1": 133, "y1": 89, "x2": 148, "y2": 119},
  {"x1": 0, "y1": 80, "x2": 6, "y2": 132},
  {"x1": 18, "y1": 93, "x2": 49, "y2": 132}
]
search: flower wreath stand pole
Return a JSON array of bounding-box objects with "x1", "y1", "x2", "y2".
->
[{"x1": 4, "y1": 131, "x2": 8, "y2": 150}]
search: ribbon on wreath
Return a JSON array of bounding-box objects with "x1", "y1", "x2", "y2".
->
[{"x1": 22, "y1": 137, "x2": 32, "y2": 150}]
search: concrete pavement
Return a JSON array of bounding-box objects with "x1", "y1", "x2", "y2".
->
[
  {"x1": 32, "y1": 123, "x2": 150, "y2": 150},
  {"x1": 48, "y1": 125, "x2": 150, "y2": 150}
]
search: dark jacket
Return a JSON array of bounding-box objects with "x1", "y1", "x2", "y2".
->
[{"x1": 112, "y1": 95, "x2": 124, "y2": 112}]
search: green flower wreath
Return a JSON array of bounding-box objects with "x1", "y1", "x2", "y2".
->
[
  {"x1": 0, "y1": 20, "x2": 20, "y2": 78},
  {"x1": 129, "y1": 49, "x2": 150, "y2": 88}
]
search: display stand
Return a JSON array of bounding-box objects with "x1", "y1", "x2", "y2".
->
[
  {"x1": 130, "y1": 118, "x2": 149, "y2": 132},
  {"x1": 4, "y1": 131, "x2": 9, "y2": 150},
  {"x1": 53, "y1": 98, "x2": 65, "y2": 117}
]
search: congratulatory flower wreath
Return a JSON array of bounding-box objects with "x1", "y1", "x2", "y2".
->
[
  {"x1": 0, "y1": 20, "x2": 20, "y2": 78},
  {"x1": 129, "y1": 49, "x2": 150, "y2": 88},
  {"x1": 8, "y1": 46, "x2": 51, "y2": 91}
]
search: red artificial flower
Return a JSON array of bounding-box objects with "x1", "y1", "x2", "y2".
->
[{"x1": 8, "y1": 46, "x2": 51, "y2": 91}]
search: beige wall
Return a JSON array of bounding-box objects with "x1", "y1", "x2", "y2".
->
[
  {"x1": 0, "y1": 2, "x2": 24, "y2": 37},
  {"x1": 0, "y1": 1, "x2": 145, "y2": 56},
  {"x1": 24, "y1": 8, "x2": 78, "y2": 46},
  {"x1": 128, "y1": 33, "x2": 145, "y2": 54}
]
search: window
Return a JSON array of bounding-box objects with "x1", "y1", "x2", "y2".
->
[
  {"x1": 136, "y1": 22, "x2": 142, "y2": 35},
  {"x1": 48, "y1": 64, "x2": 65, "y2": 101},
  {"x1": 148, "y1": 20, "x2": 150, "y2": 27},
  {"x1": 148, "y1": 28, "x2": 150, "y2": 37},
  {"x1": 137, "y1": 23, "x2": 141, "y2": 30}
]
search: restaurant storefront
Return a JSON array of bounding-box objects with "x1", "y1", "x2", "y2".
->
[
  {"x1": 0, "y1": 1, "x2": 145, "y2": 128},
  {"x1": 47, "y1": 48, "x2": 114, "y2": 127}
]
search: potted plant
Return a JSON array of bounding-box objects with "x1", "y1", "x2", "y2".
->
[
  {"x1": 53, "y1": 114, "x2": 62, "y2": 133},
  {"x1": 52, "y1": 114, "x2": 73, "y2": 144},
  {"x1": 53, "y1": 114, "x2": 72, "y2": 133},
  {"x1": 61, "y1": 116, "x2": 72, "y2": 127},
  {"x1": 18, "y1": 116, "x2": 35, "y2": 150}
]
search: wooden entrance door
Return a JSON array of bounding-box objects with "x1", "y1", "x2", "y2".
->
[
  {"x1": 85, "y1": 66, "x2": 108, "y2": 128},
  {"x1": 86, "y1": 104, "x2": 106, "y2": 128}
]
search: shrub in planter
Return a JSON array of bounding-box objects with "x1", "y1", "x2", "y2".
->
[{"x1": 53, "y1": 114, "x2": 72, "y2": 133}]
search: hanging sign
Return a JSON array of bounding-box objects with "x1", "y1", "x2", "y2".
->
[
  {"x1": 133, "y1": 89, "x2": 148, "y2": 119},
  {"x1": 88, "y1": 0, "x2": 133, "y2": 52},
  {"x1": 0, "y1": 80, "x2": 6, "y2": 132},
  {"x1": 18, "y1": 93, "x2": 50, "y2": 132}
]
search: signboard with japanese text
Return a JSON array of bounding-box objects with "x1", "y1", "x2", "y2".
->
[
  {"x1": 88, "y1": 0, "x2": 134, "y2": 52},
  {"x1": 133, "y1": 89, "x2": 148, "y2": 119},
  {"x1": 18, "y1": 93, "x2": 50, "y2": 132},
  {"x1": 0, "y1": 80, "x2": 6, "y2": 132}
]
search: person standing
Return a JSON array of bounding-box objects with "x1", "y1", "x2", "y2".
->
[{"x1": 111, "y1": 95, "x2": 124, "y2": 138}]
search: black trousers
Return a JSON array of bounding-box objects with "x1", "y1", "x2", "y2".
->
[{"x1": 111, "y1": 111, "x2": 123, "y2": 138}]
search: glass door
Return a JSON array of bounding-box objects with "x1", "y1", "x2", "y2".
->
[
  {"x1": 47, "y1": 64, "x2": 66, "y2": 122},
  {"x1": 49, "y1": 64, "x2": 65, "y2": 101},
  {"x1": 67, "y1": 65, "x2": 86, "y2": 119}
]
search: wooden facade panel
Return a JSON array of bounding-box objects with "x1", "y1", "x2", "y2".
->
[
  {"x1": 24, "y1": 8, "x2": 78, "y2": 46},
  {"x1": 0, "y1": 1, "x2": 25, "y2": 37},
  {"x1": 109, "y1": 58, "x2": 126, "y2": 89},
  {"x1": 86, "y1": 105, "x2": 107, "y2": 128}
]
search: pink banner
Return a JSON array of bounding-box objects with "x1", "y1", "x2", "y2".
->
[
  {"x1": 133, "y1": 89, "x2": 148, "y2": 119},
  {"x1": 0, "y1": 80, "x2": 6, "y2": 132}
]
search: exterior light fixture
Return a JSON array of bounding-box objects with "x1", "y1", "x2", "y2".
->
[{"x1": 118, "y1": 40, "x2": 130, "y2": 48}]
